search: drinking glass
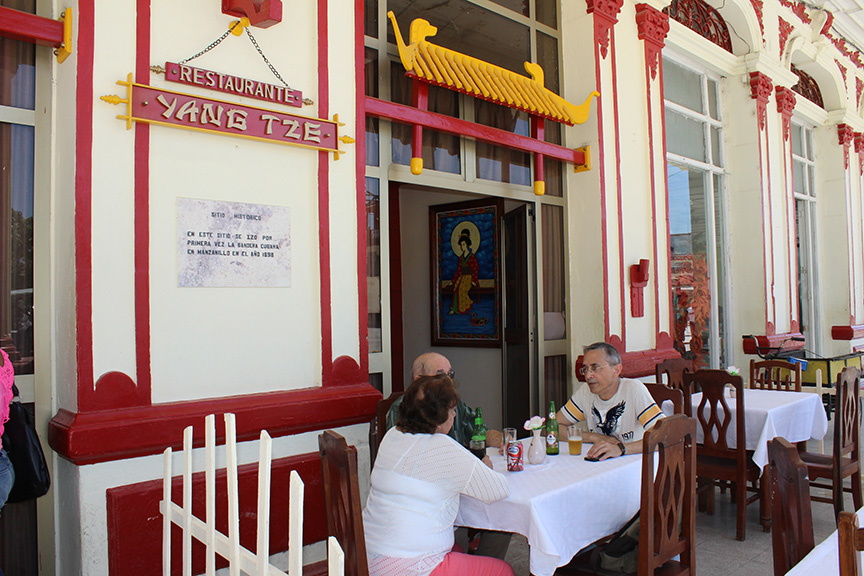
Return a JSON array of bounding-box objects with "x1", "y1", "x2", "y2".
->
[{"x1": 567, "y1": 425, "x2": 582, "y2": 455}]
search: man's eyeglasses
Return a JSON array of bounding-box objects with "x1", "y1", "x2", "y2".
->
[
  {"x1": 579, "y1": 364, "x2": 610, "y2": 376},
  {"x1": 438, "y1": 368, "x2": 456, "y2": 379}
]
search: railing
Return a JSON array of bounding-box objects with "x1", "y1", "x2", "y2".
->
[{"x1": 160, "y1": 413, "x2": 345, "y2": 576}]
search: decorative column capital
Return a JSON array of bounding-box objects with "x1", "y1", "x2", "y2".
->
[
  {"x1": 839, "y1": 123, "x2": 855, "y2": 169},
  {"x1": 636, "y1": 4, "x2": 669, "y2": 80},
  {"x1": 750, "y1": 72, "x2": 773, "y2": 130},
  {"x1": 587, "y1": 0, "x2": 625, "y2": 59},
  {"x1": 775, "y1": 86, "x2": 796, "y2": 140},
  {"x1": 855, "y1": 132, "x2": 864, "y2": 153},
  {"x1": 839, "y1": 123, "x2": 855, "y2": 147}
]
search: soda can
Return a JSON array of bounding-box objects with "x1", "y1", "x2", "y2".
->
[{"x1": 506, "y1": 440, "x2": 523, "y2": 472}]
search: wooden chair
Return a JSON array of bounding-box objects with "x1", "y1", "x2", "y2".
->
[
  {"x1": 750, "y1": 359, "x2": 802, "y2": 392},
  {"x1": 768, "y1": 437, "x2": 815, "y2": 576},
  {"x1": 638, "y1": 413, "x2": 697, "y2": 576},
  {"x1": 555, "y1": 415, "x2": 697, "y2": 576},
  {"x1": 685, "y1": 370, "x2": 767, "y2": 541},
  {"x1": 319, "y1": 430, "x2": 369, "y2": 576},
  {"x1": 799, "y1": 366, "x2": 863, "y2": 522},
  {"x1": 645, "y1": 383, "x2": 684, "y2": 415},
  {"x1": 839, "y1": 511, "x2": 864, "y2": 576},
  {"x1": 655, "y1": 357, "x2": 695, "y2": 416},
  {"x1": 369, "y1": 391, "x2": 403, "y2": 464}
]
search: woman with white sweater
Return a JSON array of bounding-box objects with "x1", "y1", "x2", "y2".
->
[{"x1": 363, "y1": 374, "x2": 513, "y2": 576}]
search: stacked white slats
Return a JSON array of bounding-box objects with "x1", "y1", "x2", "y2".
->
[{"x1": 159, "y1": 413, "x2": 345, "y2": 576}]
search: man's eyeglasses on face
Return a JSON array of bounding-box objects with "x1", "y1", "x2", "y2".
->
[
  {"x1": 579, "y1": 364, "x2": 610, "y2": 376},
  {"x1": 437, "y1": 368, "x2": 456, "y2": 379}
]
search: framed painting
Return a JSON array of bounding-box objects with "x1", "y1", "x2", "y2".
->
[{"x1": 430, "y1": 198, "x2": 502, "y2": 347}]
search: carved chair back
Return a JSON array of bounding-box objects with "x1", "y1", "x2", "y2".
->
[{"x1": 319, "y1": 430, "x2": 369, "y2": 576}]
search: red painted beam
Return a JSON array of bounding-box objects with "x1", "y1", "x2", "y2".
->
[
  {"x1": 49, "y1": 383, "x2": 381, "y2": 465},
  {"x1": 0, "y1": 7, "x2": 64, "y2": 47},
  {"x1": 831, "y1": 324, "x2": 864, "y2": 340},
  {"x1": 366, "y1": 96, "x2": 588, "y2": 166}
]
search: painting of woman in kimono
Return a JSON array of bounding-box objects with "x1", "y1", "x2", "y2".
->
[{"x1": 450, "y1": 229, "x2": 479, "y2": 315}]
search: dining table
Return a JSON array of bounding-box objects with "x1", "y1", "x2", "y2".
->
[
  {"x1": 786, "y1": 507, "x2": 864, "y2": 575},
  {"x1": 662, "y1": 387, "x2": 828, "y2": 471},
  {"x1": 455, "y1": 439, "x2": 649, "y2": 576}
]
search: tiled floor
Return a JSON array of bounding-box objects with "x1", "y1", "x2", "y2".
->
[{"x1": 501, "y1": 415, "x2": 857, "y2": 576}]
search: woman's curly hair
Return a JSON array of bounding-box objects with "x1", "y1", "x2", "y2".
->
[{"x1": 396, "y1": 374, "x2": 459, "y2": 434}]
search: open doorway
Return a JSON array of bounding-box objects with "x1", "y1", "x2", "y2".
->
[{"x1": 391, "y1": 184, "x2": 538, "y2": 433}]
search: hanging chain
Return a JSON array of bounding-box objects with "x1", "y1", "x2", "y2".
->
[
  {"x1": 179, "y1": 21, "x2": 240, "y2": 65},
  {"x1": 173, "y1": 20, "x2": 312, "y2": 104},
  {"x1": 244, "y1": 28, "x2": 292, "y2": 90}
]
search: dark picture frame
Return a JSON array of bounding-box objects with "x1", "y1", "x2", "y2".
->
[{"x1": 430, "y1": 198, "x2": 502, "y2": 347}]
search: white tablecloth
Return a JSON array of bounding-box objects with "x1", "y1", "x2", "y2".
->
[
  {"x1": 787, "y1": 508, "x2": 864, "y2": 575},
  {"x1": 455, "y1": 440, "x2": 646, "y2": 576},
  {"x1": 663, "y1": 389, "x2": 828, "y2": 470}
]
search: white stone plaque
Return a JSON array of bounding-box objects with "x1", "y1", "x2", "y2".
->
[{"x1": 177, "y1": 198, "x2": 291, "y2": 287}]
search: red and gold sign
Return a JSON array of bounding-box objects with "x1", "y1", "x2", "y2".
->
[{"x1": 101, "y1": 74, "x2": 353, "y2": 156}]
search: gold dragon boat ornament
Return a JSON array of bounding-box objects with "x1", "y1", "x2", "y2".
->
[{"x1": 388, "y1": 11, "x2": 598, "y2": 194}]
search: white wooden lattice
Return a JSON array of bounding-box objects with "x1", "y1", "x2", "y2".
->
[{"x1": 160, "y1": 413, "x2": 344, "y2": 576}]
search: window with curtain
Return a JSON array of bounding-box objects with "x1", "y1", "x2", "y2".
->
[{"x1": 664, "y1": 58, "x2": 727, "y2": 369}]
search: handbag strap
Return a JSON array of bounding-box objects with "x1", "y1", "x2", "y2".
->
[{"x1": 10, "y1": 383, "x2": 19, "y2": 401}]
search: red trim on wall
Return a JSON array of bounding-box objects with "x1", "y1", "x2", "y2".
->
[
  {"x1": 388, "y1": 184, "x2": 405, "y2": 393},
  {"x1": 49, "y1": 383, "x2": 379, "y2": 465},
  {"x1": 611, "y1": 32, "x2": 626, "y2": 346},
  {"x1": 133, "y1": 0, "x2": 152, "y2": 407},
  {"x1": 831, "y1": 324, "x2": 864, "y2": 340},
  {"x1": 75, "y1": 0, "x2": 96, "y2": 411},
  {"x1": 750, "y1": 72, "x2": 773, "y2": 334},
  {"x1": 355, "y1": 0, "x2": 369, "y2": 376},
  {"x1": 107, "y1": 452, "x2": 326, "y2": 576},
  {"x1": 318, "y1": 0, "x2": 334, "y2": 383},
  {"x1": 0, "y1": 6, "x2": 64, "y2": 46},
  {"x1": 741, "y1": 332, "x2": 805, "y2": 354},
  {"x1": 365, "y1": 98, "x2": 588, "y2": 165},
  {"x1": 588, "y1": 5, "x2": 611, "y2": 342}
]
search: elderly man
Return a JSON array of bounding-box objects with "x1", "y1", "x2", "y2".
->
[
  {"x1": 385, "y1": 352, "x2": 509, "y2": 560},
  {"x1": 556, "y1": 342, "x2": 663, "y2": 461},
  {"x1": 386, "y1": 353, "x2": 503, "y2": 449}
]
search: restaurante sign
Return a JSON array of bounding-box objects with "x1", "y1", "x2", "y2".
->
[
  {"x1": 164, "y1": 61, "x2": 303, "y2": 108},
  {"x1": 101, "y1": 74, "x2": 351, "y2": 154}
]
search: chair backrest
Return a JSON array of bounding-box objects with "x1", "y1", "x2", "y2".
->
[
  {"x1": 644, "y1": 383, "x2": 684, "y2": 415},
  {"x1": 768, "y1": 437, "x2": 815, "y2": 576},
  {"x1": 684, "y1": 370, "x2": 746, "y2": 463},
  {"x1": 655, "y1": 358, "x2": 694, "y2": 416},
  {"x1": 839, "y1": 511, "x2": 864, "y2": 576},
  {"x1": 835, "y1": 366, "x2": 861, "y2": 465},
  {"x1": 370, "y1": 391, "x2": 403, "y2": 464},
  {"x1": 749, "y1": 359, "x2": 802, "y2": 392},
  {"x1": 319, "y1": 430, "x2": 369, "y2": 576},
  {"x1": 638, "y1": 414, "x2": 697, "y2": 576}
]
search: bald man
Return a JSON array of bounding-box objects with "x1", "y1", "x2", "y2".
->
[
  {"x1": 384, "y1": 353, "x2": 509, "y2": 560},
  {"x1": 386, "y1": 353, "x2": 503, "y2": 448}
]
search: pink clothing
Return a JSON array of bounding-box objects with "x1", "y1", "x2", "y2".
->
[
  {"x1": 428, "y1": 552, "x2": 514, "y2": 576},
  {"x1": 0, "y1": 350, "x2": 13, "y2": 438}
]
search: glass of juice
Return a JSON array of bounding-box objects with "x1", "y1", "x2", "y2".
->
[{"x1": 567, "y1": 425, "x2": 582, "y2": 455}]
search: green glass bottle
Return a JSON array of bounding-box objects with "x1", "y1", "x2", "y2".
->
[
  {"x1": 546, "y1": 400, "x2": 559, "y2": 455},
  {"x1": 470, "y1": 407, "x2": 487, "y2": 459}
]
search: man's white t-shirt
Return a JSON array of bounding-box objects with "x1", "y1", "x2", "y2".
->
[{"x1": 561, "y1": 378, "x2": 663, "y2": 442}]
